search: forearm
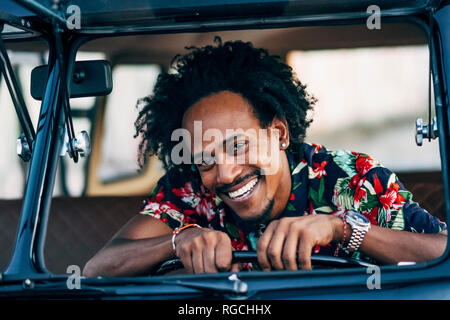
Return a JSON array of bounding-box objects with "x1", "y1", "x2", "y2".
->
[
  {"x1": 353, "y1": 225, "x2": 447, "y2": 265},
  {"x1": 83, "y1": 233, "x2": 176, "y2": 277}
]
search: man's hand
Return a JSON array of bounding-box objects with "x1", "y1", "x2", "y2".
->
[
  {"x1": 174, "y1": 228, "x2": 237, "y2": 273},
  {"x1": 257, "y1": 215, "x2": 344, "y2": 271}
]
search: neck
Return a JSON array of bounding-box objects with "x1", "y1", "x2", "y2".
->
[{"x1": 269, "y1": 151, "x2": 292, "y2": 220}]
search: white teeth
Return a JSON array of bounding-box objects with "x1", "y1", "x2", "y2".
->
[{"x1": 228, "y1": 177, "x2": 258, "y2": 199}]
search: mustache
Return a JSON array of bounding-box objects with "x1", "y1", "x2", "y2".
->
[{"x1": 216, "y1": 169, "x2": 261, "y2": 194}]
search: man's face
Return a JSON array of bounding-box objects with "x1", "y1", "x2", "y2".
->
[{"x1": 182, "y1": 90, "x2": 291, "y2": 224}]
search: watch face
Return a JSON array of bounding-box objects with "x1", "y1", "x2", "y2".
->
[{"x1": 347, "y1": 211, "x2": 370, "y2": 226}]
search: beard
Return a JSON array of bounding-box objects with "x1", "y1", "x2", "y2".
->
[{"x1": 231, "y1": 198, "x2": 274, "y2": 234}]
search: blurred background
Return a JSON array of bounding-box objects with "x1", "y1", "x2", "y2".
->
[{"x1": 0, "y1": 34, "x2": 438, "y2": 199}]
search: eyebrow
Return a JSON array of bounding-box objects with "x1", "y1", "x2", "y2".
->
[{"x1": 192, "y1": 133, "x2": 246, "y2": 163}]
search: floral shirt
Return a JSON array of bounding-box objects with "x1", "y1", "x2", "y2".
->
[{"x1": 139, "y1": 143, "x2": 447, "y2": 266}]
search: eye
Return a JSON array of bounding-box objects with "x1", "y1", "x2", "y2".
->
[
  {"x1": 202, "y1": 156, "x2": 216, "y2": 165},
  {"x1": 233, "y1": 141, "x2": 248, "y2": 155},
  {"x1": 235, "y1": 141, "x2": 246, "y2": 149},
  {"x1": 197, "y1": 155, "x2": 216, "y2": 170}
]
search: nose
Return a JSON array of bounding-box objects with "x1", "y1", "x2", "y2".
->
[{"x1": 216, "y1": 162, "x2": 241, "y2": 190}]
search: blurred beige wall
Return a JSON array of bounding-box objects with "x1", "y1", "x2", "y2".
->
[{"x1": 288, "y1": 45, "x2": 440, "y2": 172}]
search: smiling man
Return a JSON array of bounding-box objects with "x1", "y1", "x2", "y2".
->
[{"x1": 83, "y1": 39, "x2": 447, "y2": 277}]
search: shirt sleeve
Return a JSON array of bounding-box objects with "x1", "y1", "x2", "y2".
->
[
  {"x1": 330, "y1": 149, "x2": 446, "y2": 233},
  {"x1": 139, "y1": 172, "x2": 216, "y2": 230},
  {"x1": 363, "y1": 166, "x2": 447, "y2": 233},
  {"x1": 139, "y1": 174, "x2": 183, "y2": 230}
]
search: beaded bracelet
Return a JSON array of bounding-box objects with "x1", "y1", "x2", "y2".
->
[
  {"x1": 334, "y1": 213, "x2": 348, "y2": 257},
  {"x1": 171, "y1": 223, "x2": 201, "y2": 250}
]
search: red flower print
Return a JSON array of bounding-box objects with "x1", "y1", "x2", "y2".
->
[
  {"x1": 305, "y1": 201, "x2": 317, "y2": 215},
  {"x1": 141, "y1": 199, "x2": 183, "y2": 222},
  {"x1": 196, "y1": 195, "x2": 216, "y2": 221},
  {"x1": 349, "y1": 174, "x2": 359, "y2": 188},
  {"x1": 172, "y1": 182, "x2": 194, "y2": 197},
  {"x1": 183, "y1": 209, "x2": 196, "y2": 215},
  {"x1": 312, "y1": 161, "x2": 328, "y2": 178},
  {"x1": 155, "y1": 187, "x2": 164, "y2": 202},
  {"x1": 373, "y1": 174, "x2": 405, "y2": 221},
  {"x1": 349, "y1": 173, "x2": 366, "y2": 189},
  {"x1": 314, "y1": 245, "x2": 321, "y2": 254},
  {"x1": 219, "y1": 208, "x2": 225, "y2": 228},
  {"x1": 231, "y1": 229, "x2": 248, "y2": 251},
  {"x1": 373, "y1": 173, "x2": 384, "y2": 195},
  {"x1": 290, "y1": 193, "x2": 295, "y2": 201},
  {"x1": 182, "y1": 209, "x2": 196, "y2": 224},
  {"x1": 353, "y1": 187, "x2": 367, "y2": 204},
  {"x1": 390, "y1": 182, "x2": 400, "y2": 193},
  {"x1": 311, "y1": 143, "x2": 323, "y2": 153},
  {"x1": 386, "y1": 182, "x2": 405, "y2": 211},
  {"x1": 363, "y1": 207, "x2": 378, "y2": 226},
  {"x1": 182, "y1": 215, "x2": 196, "y2": 224},
  {"x1": 172, "y1": 182, "x2": 217, "y2": 222},
  {"x1": 160, "y1": 200, "x2": 181, "y2": 212},
  {"x1": 314, "y1": 243, "x2": 331, "y2": 254},
  {"x1": 355, "y1": 154, "x2": 374, "y2": 176},
  {"x1": 349, "y1": 173, "x2": 367, "y2": 210},
  {"x1": 379, "y1": 190, "x2": 397, "y2": 211}
]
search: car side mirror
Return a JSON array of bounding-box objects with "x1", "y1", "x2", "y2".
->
[{"x1": 30, "y1": 60, "x2": 113, "y2": 100}]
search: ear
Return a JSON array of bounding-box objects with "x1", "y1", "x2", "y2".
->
[{"x1": 269, "y1": 117, "x2": 290, "y2": 149}]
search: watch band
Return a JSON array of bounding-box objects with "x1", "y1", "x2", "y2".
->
[
  {"x1": 345, "y1": 227, "x2": 368, "y2": 252},
  {"x1": 344, "y1": 211, "x2": 371, "y2": 252}
]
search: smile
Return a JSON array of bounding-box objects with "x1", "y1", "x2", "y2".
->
[{"x1": 227, "y1": 176, "x2": 259, "y2": 200}]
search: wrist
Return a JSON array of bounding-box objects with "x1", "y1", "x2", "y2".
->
[
  {"x1": 342, "y1": 211, "x2": 371, "y2": 252},
  {"x1": 343, "y1": 223, "x2": 352, "y2": 247},
  {"x1": 332, "y1": 214, "x2": 352, "y2": 245},
  {"x1": 172, "y1": 224, "x2": 201, "y2": 251}
]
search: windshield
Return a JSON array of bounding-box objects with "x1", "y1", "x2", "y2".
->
[{"x1": 42, "y1": 22, "x2": 448, "y2": 276}]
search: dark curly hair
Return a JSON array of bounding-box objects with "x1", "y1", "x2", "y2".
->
[{"x1": 135, "y1": 37, "x2": 316, "y2": 188}]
